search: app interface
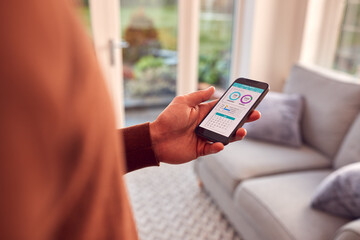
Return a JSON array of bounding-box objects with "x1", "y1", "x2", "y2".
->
[{"x1": 199, "y1": 83, "x2": 264, "y2": 137}]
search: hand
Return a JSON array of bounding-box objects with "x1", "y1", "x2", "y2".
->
[{"x1": 149, "y1": 87, "x2": 261, "y2": 164}]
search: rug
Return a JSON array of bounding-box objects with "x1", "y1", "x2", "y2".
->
[{"x1": 125, "y1": 161, "x2": 242, "y2": 240}]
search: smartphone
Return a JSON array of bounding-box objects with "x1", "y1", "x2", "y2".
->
[{"x1": 195, "y1": 78, "x2": 269, "y2": 145}]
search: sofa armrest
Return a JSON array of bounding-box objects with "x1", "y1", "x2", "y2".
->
[{"x1": 334, "y1": 219, "x2": 360, "y2": 240}]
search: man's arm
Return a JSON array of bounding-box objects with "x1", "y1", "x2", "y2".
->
[
  {"x1": 119, "y1": 123, "x2": 159, "y2": 173},
  {"x1": 121, "y1": 87, "x2": 261, "y2": 172}
]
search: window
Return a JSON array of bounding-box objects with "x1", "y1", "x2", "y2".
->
[{"x1": 334, "y1": 0, "x2": 360, "y2": 76}]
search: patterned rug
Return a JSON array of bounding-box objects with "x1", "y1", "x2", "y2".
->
[{"x1": 125, "y1": 161, "x2": 242, "y2": 240}]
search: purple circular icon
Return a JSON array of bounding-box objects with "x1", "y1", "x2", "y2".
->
[{"x1": 240, "y1": 95, "x2": 253, "y2": 104}]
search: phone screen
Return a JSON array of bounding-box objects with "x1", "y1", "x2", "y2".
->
[{"x1": 199, "y1": 82, "x2": 265, "y2": 137}]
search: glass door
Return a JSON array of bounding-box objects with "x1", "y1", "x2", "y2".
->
[
  {"x1": 88, "y1": 0, "x2": 240, "y2": 126},
  {"x1": 198, "y1": 0, "x2": 235, "y2": 90},
  {"x1": 119, "y1": 0, "x2": 178, "y2": 109}
]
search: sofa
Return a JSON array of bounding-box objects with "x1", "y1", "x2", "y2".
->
[{"x1": 194, "y1": 64, "x2": 360, "y2": 240}]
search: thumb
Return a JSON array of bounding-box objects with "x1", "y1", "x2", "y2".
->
[{"x1": 184, "y1": 87, "x2": 215, "y2": 106}]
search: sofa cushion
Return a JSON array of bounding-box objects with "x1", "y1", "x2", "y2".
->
[
  {"x1": 198, "y1": 139, "x2": 331, "y2": 194},
  {"x1": 334, "y1": 113, "x2": 360, "y2": 169},
  {"x1": 244, "y1": 92, "x2": 304, "y2": 147},
  {"x1": 284, "y1": 64, "x2": 360, "y2": 158},
  {"x1": 311, "y1": 163, "x2": 360, "y2": 219},
  {"x1": 234, "y1": 170, "x2": 349, "y2": 240}
]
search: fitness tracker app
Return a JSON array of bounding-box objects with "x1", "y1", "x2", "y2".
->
[{"x1": 199, "y1": 83, "x2": 264, "y2": 137}]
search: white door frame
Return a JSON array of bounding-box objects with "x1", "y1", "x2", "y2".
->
[{"x1": 89, "y1": 0, "x2": 125, "y2": 128}]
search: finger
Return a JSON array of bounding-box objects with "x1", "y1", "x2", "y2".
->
[
  {"x1": 199, "y1": 99, "x2": 218, "y2": 119},
  {"x1": 230, "y1": 128, "x2": 247, "y2": 142},
  {"x1": 246, "y1": 110, "x2": 261, "y2": 122},
  {"x1": 202, "y1": 142, "x2": 224, "y2": 156},
  {"x1": 184, "y1": 87, "x2": 215, "y2": 106}
]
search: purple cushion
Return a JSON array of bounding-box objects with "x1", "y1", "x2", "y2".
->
[
  {"x1": 244, "y1": 92, "x2": 303, "y2": 147},
  {"x1": 311, "y1": 163, "x2": 360, "y2": 219}
]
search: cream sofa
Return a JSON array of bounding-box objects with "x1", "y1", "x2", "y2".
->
[{"x1": 195, "y1": 64, "x2": 360, "y2": 240}]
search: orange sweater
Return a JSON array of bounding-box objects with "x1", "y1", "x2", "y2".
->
[{"x1": 0, "y1": 0, "x2": 158, "y2": 239}]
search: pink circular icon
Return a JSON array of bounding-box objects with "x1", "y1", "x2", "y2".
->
[{"x1": 240, "y1": 95, "x2": 253, "y2": 104}]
